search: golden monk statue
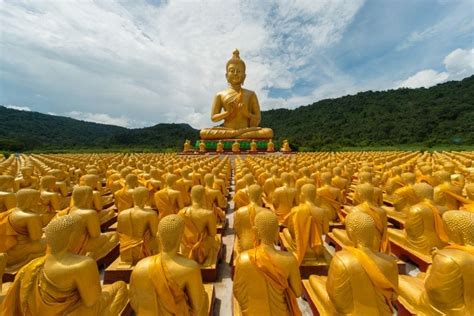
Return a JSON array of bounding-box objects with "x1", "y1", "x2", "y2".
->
[
  {"x1": 398, "y1": 210, "x2": 474, "y2": 315},
  {"x1": 434, "y1": 170, "x2": 463, "y2": 210},
  {"x1": 0, "y1": 252, "x2": 8, "y2": 303},
  {"x1": 39, "y1": 175, "x2": 61, "y2": 225},
  {"x1": 353, "y1": 171, "x2": 383, "y2": 206},
  {"x1": 154, "y1": 174, "x2": 184, "y2": 220},
  {"x1": 114, "y1": 173, "x2": 140, "y2": 212},
  {"x1": 117, "y1": 187, "x2": 159, "y2": 265},
  {"x1": 234, "y1": 211, "x2": 302, "y2": 315},
  {"x1": 0, "y1": 175, "x2": 16, "y2": 213},
  {"x1": 183, "y1": 139, "x2": 192, "y2": 152},
  {"x1": 333, "y1": 183, "x2": 390, "y2": 253},
  {"x1": 200, "y1": 49, "x2": 273, "y2": 140},
  {"x1": 63, "y1": 186, "x2": 118, "y2": 261},
  {"x1": 1, "y1": 215, "x2": 128, "y2": 315},
  {"x1": 308, "y1": 211, "x2": 398, "y2": 315},
  {"x1": 234, "y1": 184, "x2": 271, "y2": 253},
  {"x1": 14, "y1": 166, "x2": 39, "y2": 191},
  {"x1": 0, "y1": 189, "x2": 46, "y2": 271},
  {"x1": 176, "y1": 167, "x2": 193, "y2": 207},
  {"x1": 178, "y1": 185, "x2": 220, "y2": 266},
  {"x1": 317, "y1": 172, "x2": 343, "y2": 222},
  {"x1": 80, "y1": 174, "x2": 115, "y2": 223},
  {"x1": 282, "y1": 184, "x2": 329, "y2": 264},
  {"x1": 267, "y1": 139, "x2": 275, "y2": 152},
  {"x1": 203, "y1": 174, "x2": 227, "y2": 223},
  {"x1": 249, "y1": 139, "x2": 257, "y2": 153},
  {"x1": 272, "y1": 172, "x2": 298, "y2": 223},
  {"x1": 199, "y1": 140, "x2": 206, "y2": 153},
  {"x1": 389, "y1": 183, "x2": 448, "y2": 257},
  {"x1": 233, "y1": 173, "x2": 255, "y2": 210},
  {"x1": 130, "y1": 215, "x2": 209, "y2": 315}
]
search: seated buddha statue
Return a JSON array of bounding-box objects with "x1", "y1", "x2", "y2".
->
[
  {"x1": 317, "y1": 172, "x2": 343, "y2": 222},
  {"x1": 154, "y1": 174, "x2": 184, "y2": 220},
  {"x1": 295, "y1": 167, "x2": 315, "y2": 195},
  {"x1": 130, "y1": 215, "x2": 209, "y2": 315},
  {"x1": 212, "y1": 167, "x2": 228, "y2": 196},
  {"x1": 114, "y1": 173, "x2": 140, "y2": 212},
  {"x1": 272, "y1": 172, "x2": 298, "y2": 224},
  {"x1": 0, "y1": 252, "x2": 8, "y2": 303},
  {"x1": 183, "y1": 139, "x2": 192, "y2": 152},
  {"x1": 80, "y1": 174, "x2": 115, "y2": 223},
  {"x1": 0, "y1": 189, "x2": 46, "y2": 270},
  {"x1": 190, "y1": 164, "x2": 203, "y2": 186},
  {"x1": 434, "y1": 170, "x2": 463, "y2": 210},
  {"x1": 1, "y1": 215, "x2": 129, "y2": 315},
  {"x1": 199, "y1": 140, "x2": 206, "y2": 153},
  {"x1": 0, "y1": 175, "x2": 16, "y2": 213},
  {"x1": 282, "y1": 184, "x2": 329, "y2": 264},
  {"x1": 199, "y1": 49, "x2": 273, "y2": 140},
  {"x1": 175, "y1": 167, "x2": 193, "y2": 207},
  {"x1": 267, "y1": 138, "x2": 275, "y2": 152},
  {"x1": 14, "y1": 166, "x2": 39, "y2": 191},
  {"x1": 232, "y1": 140, "x2": 240, "y2": 152},
  {"x1": 48, "y1": 168, "x2": 71, "y2": 197},
  {"x1": 39, "y1": 175, "x2": 61, "y2": 225},
  {"x1": 460, "y1": 183, "x2": 474, "y2": 212},
  {"x1": 353, "y1": 171, "x2": 383, "y2": 206},
  {"x1": 64, "y1": 186, "x2": 118, "y2": 261},
  {"x1": 234, "y1": 184, "x2": 271, "y2": 254},
  {"x1": 234, "y1": 211, "x2": 302, "y2": 315},
  {"x1": 417, "y1": 165, "x2": 438, "y2": 186},
  {"x1": 388, "y1": 183, "x2": 448, "y2": 257},
  {"x1": 249, "y1": 139, "x2": 257, "y2": 152},
  {"x1": 333, "y1": 183, "x2": 390, "y2": 253},
  {"x1": 308, "y1": 211, "x2": 398, "y2": 315},
  {"x1": 203, "y1": 174, "x2": 227, "y2": 223},
  {"x1": 233, "y1": 173, "x2": 256, "y2": 210},
  {"x1": 216, "y1": 140, "x2": 224, "y2": 153},
  {"x1": 178, "y1": 185, "x2": 220, "y2": 266},
  {"x1": 384, "y1": 166, "x2": 404, "y2": 201},
  {"x1": 391, "y1": 172, "x2": 419, "y2": 215},
  {"x1": 263, "y1": 166, "x2": 281, "y2": 206},
  {"x1": 398, "y1": 210, "x2": 474, "y2": 315},
  {"x1": 117, "y1": 187, "x2": 159, "y2": 265}
]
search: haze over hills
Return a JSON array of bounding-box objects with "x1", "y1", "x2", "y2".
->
[{"x1": 1, "y1": 76, "x2": 473, "y2": 152}]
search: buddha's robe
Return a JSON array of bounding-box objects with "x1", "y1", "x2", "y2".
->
[
  {"x1": 234, "y1": 204, "x2": 260, "y2": 253},
  {"x1": 392, "y1": 185, "x2": 418, "y2": 213},
  {"x1": 272, "y1": 187, "x2": 298, "y2": 224},
  {"x1": 114, "y1": 187, "x2": 133, "y2": 213},
  {"x1": 154, "y1": 189, "x2": 182, "y2": 220},
  {"x1": 418, "y1": 174, "x2": 438, "y2": 186},
  {"x1": 317, "y1": 187, "x2": 342, "y2": 222},
  {"x1": 0, "y1": 192, "x2": 16, "y2": 213},
  {"x1": 234, "y1": 245, "x2": 302, "y2": 316},
  {"x1": 175, "y1": 179, "x2": 192, "y2": 206},
  {"x1": 434, "y1": 183, "x2": 463, "y2": 210},
  {"x1": 119, "y1": 230, "x2": 152, "y2": 264},
  {"x1": 178, "y1": 208, "x2": 219, "y2": 265},
  {"x1": 203, "y1": 188, "x2": 226, "y2": 223},
  {"x1": 1, "y1": 256, "x2": 128, "y2": 316},
  {"x1": 0, "y1": 210, "x2": 19, "y2": 253},
  {"x1": 283, "y1": 204, "x2": 326, "y2": 264},
  {"x1": 233, "y1": 189, "x2": 250, "y2": 210},
  {"x1": 322, "y1": 246, "x2": 398, "y2": 315}
]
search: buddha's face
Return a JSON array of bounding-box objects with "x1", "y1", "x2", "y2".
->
[{"x1": 226, "y1": 63, "x2": 245, "y2": 86}]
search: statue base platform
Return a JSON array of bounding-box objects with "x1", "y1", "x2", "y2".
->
[
  {"x1": 201, "y1": 234, "x2": 225, "y2": 282},
  {"x1": 119, "y1": 300, "x2": 133, "y2": 316},
  {"x1": 329, "y1": 221, "x2": 345, "y2": 231},
  {"x1": 384, "y1": 206, "x2": 406, "y2": 229},
  {"x1": 217, "y1": 218, "x2": 228, "y2": 234},
  {"x1": 206, "y1": 284, "x2": 216, "y2": 316},
  {"x1": 100, "y1": 213, "x2": 117, "y2": 232},
  {"x1": 388, "y1": 232, "x2": 431, "y2": 272},
  {"x1": 325, "y1": 233, "x2": 407, "y2": 274},
  {"x1": 97, "y1": 244, "x2": 120, "y2": 269},
  {"x1": 279, "y1": 233, "x2": 331, "y2": 278}
]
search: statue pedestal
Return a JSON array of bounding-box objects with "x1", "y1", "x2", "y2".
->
[
  {"x1": 279, "y1": 233, "x2": 331, "y2": 278},
  {"x1": 100, "y1": 213, "x2": 117, "y2": 232},
  {"x1": 201, "y1": 234, "x2": 225, "y2": 282},
  {"x1": 97, "y1": 243, "x2": 120, "y2": 269},
  {"x1": 326, "y1": 232, "x2": 407, "y2": 274},
  {"x1": 388, "y1": 232, "x2": 432, "y2": 272}
]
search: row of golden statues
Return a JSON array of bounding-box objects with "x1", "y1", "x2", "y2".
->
[
  {"x1": 183, "y1": 138, "x2": 292, "y2": 153},
  {"x1": 0, "y1": 150, "x2": 472, "y2": 315}
]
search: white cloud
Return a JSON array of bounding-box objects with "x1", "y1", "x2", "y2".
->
[
  {"x1": 397, "y1": 48, "x2": 473, "y2": 88},
  {"x1": 5, "y1": 105, "x2": 32, "y2": 111},
  {"x1": 66, "y1": 111, "x2": 133, "y2": 127},
  {"x1": 0, "y1": 0, "x2": 365, "y2": 128}
]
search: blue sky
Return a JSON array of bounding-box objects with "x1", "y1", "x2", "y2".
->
[{"x1": 1, "y1": 0, "x2": 473, "y2": 128}]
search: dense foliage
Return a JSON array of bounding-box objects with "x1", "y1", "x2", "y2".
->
[{"x1": 0, "y1": 76, "x2": 472, "y2": 152}]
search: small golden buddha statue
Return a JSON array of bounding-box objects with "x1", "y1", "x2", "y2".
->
[
  {"x1": 434, "y1": 170, "x2": 463, "y2": 210},
  {"x1": 282, "y1": 184, "x2": 329, "y2": 264},
  {"x1": 280, "y1": 139, "x2": 291, "y2": 152},
  {"x1": 232, "y1": 140, "x2": 240, "y2": 153},
  {"x1": 200, "y1": 49, "x2": 273, "y2": 140},
  {"x1": 384, "y1": 166, "x2": 404, "y2": 198},
  {"x1": 65, "y1": 186, "x2": 118, "y2": 260},
  {"x1": 0, "y1": 252, "x2": 8, "y2": 303},
  {"x1": 353, "y1": 171, "x2": 383, "y2": 206},
  {"x1": 117, "y1": 187, "x2": 159, "y2": 265},
  {"x1": 154, "y1": 174, "x2": 184, "y2": 220},
  {"x1": 190, "y1": 164, "x2": 204, "y2": 186},
  {"x1": 1, "y1": 215, "x2": 129, "y2": 315},
  {"x1": 211, "y1": 167, "x2": 228, "y2": 197},
  {"x1": 398, "y1": 210, "x2": 474, "y2": 315},
  {"x1": 317, "y1": 172, "x2": 343, "y2": 222},
  {"x1": 114, "y1": 173, "x2": 140, "y2": 212},
  {"x1": 14, "y1": 166, "x2": 39, "y2": 191},
  {"x1": 234, "y1": 211, "x2": 302, "y2": 315},
  {"x1": 267, "y1": 138, "x2": 275, "y2": 152},
  {"x1": 199, "y1": 140, "x2": 206, "y2": 153},
  {"x1": 130, "y1": 215, "x2": 209, "y2": 315},
  {"x1": 48, "y1": 168, "x2": 71, "y2": 197},
  {"x1": 333, "y1": 183, "x2": 390, "y2": 253},
  {"x1": 234, "y1": 184, "x2": 271, "y2": 253},
  {"x1": 392, "y1": 172, "x2": 419, "y2": 214},
  {"x1": 272, "y1": 172, "x2": 298, "y2": 223},
  {"x1": 0, "y1": 175, "x2": 16, "y2": 213},
  {"x1": 183, "y1": 139, "x2": 192, "y2": 152},
  {"x1": 39, "y1": 175, "x2": 61, "y2": 225},
  {"x1": 216, "y1": 140, "x2": 224, "y2": 153},
  {"x1": 203, "y1": 174, "x2": 227, "y2": 223},
  {"x1": 417, "y1": 165, "x2": 438, "y2": 186},
  {"x1": 178, "y1": 185, "x2": 220, "y2": 266},
  {"x1": 295, "y1": 167, "x2": 315, "y2": 195},
  {"x1": 308, "y1": 211, "x2": 398, "y2": 315},
  {"x1": 460, "y1": 183, "x2": 474, "y2": 212},
  {"x1": 79, "y1": 174, "x2": 115, "y2": 223},
  {"x1": 0, "y1": 189, "x2": 46, "y2": 270},
  {"x1": 176, "y1": 167, "x2": 193, "y2": 206},
  {"x1": 249, "y1": 139, "x2": 257, "y2": 152},
  {"x1": 233, "y1": 173, "x2": 255, "y2": 210},
  {"x1": 389, "y1": 183, "x2": 448, "y2": 258}
]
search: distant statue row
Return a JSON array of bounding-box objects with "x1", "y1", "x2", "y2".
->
[{"x1": 183, "y1": 138, "x2": 291, "y2": 153}]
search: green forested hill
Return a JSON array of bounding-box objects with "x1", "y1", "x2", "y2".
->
[
  {"x1": 262, "y1": 75, "x2": 474, "y2": 150},
  {"x1": 1, "y1": 75, "x2": 473, "y2": 152}
]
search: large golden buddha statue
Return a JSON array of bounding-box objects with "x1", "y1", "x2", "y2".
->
[
  {"x1": 398, "y1": 210, "x2": 474, "y2": 315},
  {"x1": 200, "y1": 49, "x2": 273, "y2": 140},
  {"x1": 130, "y1": 215, "x2": 209, "y2": 315},
  {"x1": 1, "y1": 215, "x2": 128, "y2": 315}
]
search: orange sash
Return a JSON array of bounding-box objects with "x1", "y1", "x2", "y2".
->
[
  {"x1": 421, "y1": 201, "x2": 450, "y2": 243},
  {"x1": 181, "y1": 208, "x2": 206, "y2": 264},
  {"x1": 318, "y1": 189, "x2": 343, "y2": 222},
  {"x1": 248, "y1": 246, "x2": 302, "y2": 316},
  {"x1": 344, "y1": 246, "x2": 398, "y2": 312},
  {"x1": 0, "y1": 210, "x2": 19, "y2": 253},
  {"x1": 155, "y1": 190, "x2": 174, "y2": 219},
  {"x1": 149, "y1": 255, "x2": 191, "y2": 316}
]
